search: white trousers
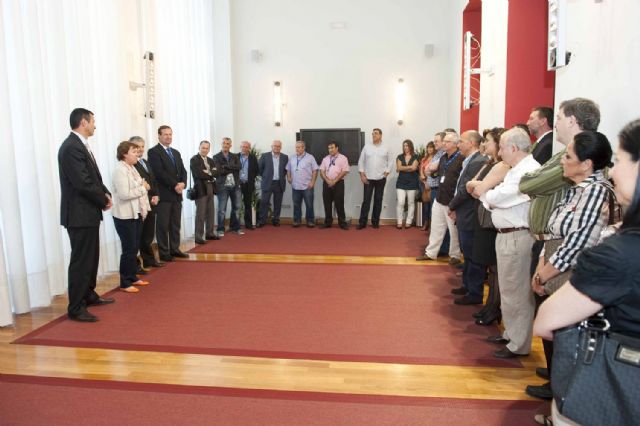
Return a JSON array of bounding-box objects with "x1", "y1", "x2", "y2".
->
[
  {"x1": 396, "y1": 189, "x2": 417, "y2": 225},
  {"x1": 425, "y1": 200, "x2": 461, "y2": 259}
]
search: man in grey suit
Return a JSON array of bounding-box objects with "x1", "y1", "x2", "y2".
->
[
  {"x1": 257, "y1": 140, "x2": 288, "y2": 227},
  {"x1": 448, "y1": 130, "x2": 488, "y2": 305}
]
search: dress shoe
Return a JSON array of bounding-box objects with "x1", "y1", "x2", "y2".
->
[
  {"x1": 451, "y1": 286, "x2": 468, "y2": 295},
  {"x1": 416, "y1": 254, "x2": 436, "y2": 261},
  {"x1": 475, "y1": 312, "x2": 502, "y2": 326},
  {"x1": 292, "y1": 222, "x2": 301, "y2": 228},
  {"x1": 372, "y1": 224, "x2": 379, "y2": 229},
  {"x1": 68, "y1": 311, "x2": 99, "y2": 322},
  {"x1": 487, "y1": 335, "x2": 510, "y2": 344},
  {"x1": 356, "y1": 224, "x2": 366, "y2": 230},
  {"x1": 272, "y1": 222, "x2": 280, "y2": 227},
  {"x1": 321, "y1": 223, "x2": 332, "y2": 229},
  {"x1": 120, "y1": 286, "x2": 140, "y2": 293},
  {"x1": 454, "y1": 295, "x2": 483, "y2": 305},
  {"x1": 136, "y1": 268, "x2": 148, "y2": 275},
  {"x1": 448, "y1": 257, "x2": 462, "y2": 266},
  {"x1": 87, "y1": 297, "x2": 115, "y2": 307},
  {"x1": 206, "y1": 235, "x2": 220, "y2": 240},
  {"x1": 171, "y1": 251, "x2": 189, "y2": 258},
  {"x1": 493, "y1": 347, "x2": 527, "y2": 359},
  {"x1": 396, "y1": 224, "x2": 403, "y2": 230},
  {"x1": 159, "y1": 255, "x2": 174, "y2": 262},
  {"x1": 246, "y1": 226, "x2": 255, "y2": 231},
  {"x1": 146, "y1": 260, "x2": 166, "y2": 267},
  {"x1": 525, "y1": 382, "x2": 552, "y2": 400},
  {"x1": 256, "y1": 223, "x2": 265, "y2": 228},
  {"x1": 339, "y1": 223, "x2": 349, "y2": 230},
  {"x1": 472, "y1": 308, "x2": 488, "y2": 319},
  {"x1": 133, "y1": 280, "x2": 150, "y2": 286},
  {"x1": 195, "y1": 239, "x2": 206, "y2": 245},
  {"x1": 536, "y1": 367, "x2": 550, "y2": 380}
]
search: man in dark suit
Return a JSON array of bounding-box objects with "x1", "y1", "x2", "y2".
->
[
  {"x1": 190, "y1": 140, "x2": 219, "y2": 243},
  {"x1": 147, "y1": 125, "x2": 188, "y2": 261},
  {"x1": 448, "y1": 130, "x2": 488, "y2": 305},
  {"x1": 527, "y1": 106, "x2": 554, "y2": 165},
  {"x1": 257, "y1": 140, "x2": 288, "y2": 227},
  {"x1": 130, "y1": 136, "x2": 164, "y2": 268},
  {"x1": 58, "y1": 108, "x2": 114, "y2": 322},
  {"x1": 238, "y1": 140, "x2": 259, "y2": 230}
]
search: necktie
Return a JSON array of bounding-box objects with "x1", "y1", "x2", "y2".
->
[
  {"x1": 139, "y1": 159, "x2": 149, "y2": 173},
  {"x1": 166, "y1": 148, "x2": 176, "y2": 166}
]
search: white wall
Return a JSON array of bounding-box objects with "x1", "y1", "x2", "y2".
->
[
  {"x1": 554, "y1": 0, "x2": 640, "y2": 151},
  {"x1": 229, "y1": 0, "x2": 458, "y2": 220},
  {"x1": 478, "y1": 0, "x2": 509, "y2": 130}
]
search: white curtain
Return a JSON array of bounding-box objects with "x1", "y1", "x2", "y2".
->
[{"x1": 0, "y1": 0, "x2": 216, "y2": 326}]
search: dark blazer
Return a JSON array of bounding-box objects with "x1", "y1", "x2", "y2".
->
[
  {"x1": 58, "y1": 132, "x2": 110, "y2": 228},
  {"x1": 448, "y1": 151, "x2": 487, "y2": 231},
  {"x1": 134, "y1": 158, "x2": 159, "y2": 204},
  {"x1": 258, "y1": 152, "x2": 289, "y2": 192},
  {"x1": 147, "y1": 143, "x2": 187, "y2": 202},
  {"x1": 531, "y1": 131, "x2": 553, "y2": 165},
  {"x1": 190, "y1": 154, "x2": 218, "y2": 197},
  {"x1": 212, "y1": 151, "x2": 241, "y2": 189},
  {"x1": 240, "y1": 153, "x2": 259, "y2": 191}
]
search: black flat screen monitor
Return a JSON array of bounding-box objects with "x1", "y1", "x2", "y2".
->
[{"x1": 296, "y1": 128, "x2": 364, "y2": 166}]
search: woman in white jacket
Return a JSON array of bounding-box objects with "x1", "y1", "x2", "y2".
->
[{"x1": 112, "y1": 141, "x2": 151, "y2": 293}]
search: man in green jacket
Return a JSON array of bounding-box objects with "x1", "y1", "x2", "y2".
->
[{"x1": 518, "y1": 97, "x2": 600, "y2": 401}]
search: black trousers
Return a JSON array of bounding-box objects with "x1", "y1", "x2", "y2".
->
[
  {"x1": 155, "y1": 200, "x2": 182, "y2": 257},
  {"x1": 359, "y1": 177, "x2": 386, "y2": 226},
  {"x1": 113, "y1": 217, "x2": 142, "y2": 288},
  {"x1": 259, "y1": 181, "x2": 284, "y2": 225},
  {"x1": 531, "y1": 239, "x2": 553, "y2": 373},
  {"x1": 139, "y1": 209, "x2": 156, "y2": 264},
  {"x1": 240, "y1": 181, "x2": 255, "y2": 228},
  {"x1": 322, "y1": 180, "x2": 346, "y2": 225},
  {"x1": 66, "y1": 226, "x2": 100, "y2": 315}
]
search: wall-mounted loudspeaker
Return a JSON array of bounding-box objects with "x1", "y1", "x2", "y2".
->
[
  {"x1": 251, "y1": 49, "x2": 263, "y2": 62},
  {"x1": 424, "y1": 44, "x2": 434, "y2": 58}
]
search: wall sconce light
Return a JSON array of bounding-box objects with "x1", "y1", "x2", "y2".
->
[
  {"x1": 273, "y1": 81, "x2": 283, "y2": 127},
  {"x1": 395, "y1": 78, "x2": 406, "y2": 125}
]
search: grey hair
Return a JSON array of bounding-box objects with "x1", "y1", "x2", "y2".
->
[
  {"x1": 129, "y1": 136, "x2": 144, "y2": 144},
  {"x1": 502, "y1": 127, "x2": 531, "y2": 152},
  {"x1": 295, "y1": 140, "x2": 306, "y2": 148}
]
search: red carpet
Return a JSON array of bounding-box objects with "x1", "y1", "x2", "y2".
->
[
  {"x1": 188, "y1": 225, "x2": 427, "y2": 257},
  {"x1": 16, "y1": 262, "x2": 519, "y2": 367},
  {"x1": 0, "y1": 374, "x2": 545, "y2": 425}
]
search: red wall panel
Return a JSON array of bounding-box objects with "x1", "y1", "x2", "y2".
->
[{"x1": 504, "y1": 0, "x2": 555, "y2": 127}]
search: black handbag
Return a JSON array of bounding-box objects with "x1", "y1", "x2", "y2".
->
[
  {"x1": 552, "y1": 314, "x2": 640, "y2": 426},
  {"x1": 186, "y1": 171, "x2": 198, "y2": 200},
  {"x1": 477, "y1": 202, "x2": 495, "y2": 230}
]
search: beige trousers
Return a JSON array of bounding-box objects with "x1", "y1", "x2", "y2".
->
[
  {"x1": 425, "y1": 200, "x2": 461, "y2": 259},
  {"x1": 495, "y1": 229, "x2": 535, "y2": 354}
]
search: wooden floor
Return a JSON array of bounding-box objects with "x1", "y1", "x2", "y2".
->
[{"x1": 0, "y1": 240, "x2": 547, "y2": 402}]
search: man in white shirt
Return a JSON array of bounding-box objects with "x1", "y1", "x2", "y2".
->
[
  {"x1": 480, "y1": 127, "x2": 540, "y2": 359},
  {"x1": 357, "y1": 128, "x2": 394, "y2": 229}
]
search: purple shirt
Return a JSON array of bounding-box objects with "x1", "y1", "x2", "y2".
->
[
  {"x1": 320, "y1": 153, "x2": 349, "y2": 180},
  {"x1": 286, "y1": 153, "x2": 319, "y2": 190}
]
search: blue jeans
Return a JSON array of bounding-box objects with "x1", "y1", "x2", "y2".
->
[
  {"x1": 217, "y1": 186, "x2": 241, "y2": 232},
  {"x1": 458, "y1": 229, "x2": 485, "y2": 300},
  {"x1": 292, "y1": 188, "x2": 315, "y2": 223}
]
